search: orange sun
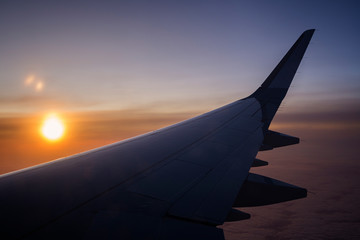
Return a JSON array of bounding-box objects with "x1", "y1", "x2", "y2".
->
[{"x1": 41, "y1": 114, "x2": 65, "y2": 141}]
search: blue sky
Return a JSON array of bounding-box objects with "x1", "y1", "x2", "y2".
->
[{"x1": 0, "y1": 0, "x2": 359, "y2": 114}]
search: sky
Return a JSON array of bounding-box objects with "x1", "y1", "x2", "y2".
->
[{"x1": 0, "y1": 0, "x2": 360, "y2": 239}]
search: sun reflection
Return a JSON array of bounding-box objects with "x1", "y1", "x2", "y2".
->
[{"x1": 41, "y1": 114, "x2": 65, "y2": 141}]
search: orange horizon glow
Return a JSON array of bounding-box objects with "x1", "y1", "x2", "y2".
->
[{"x1": 0, "y1": 107, "x2": 359, "y2": 175}]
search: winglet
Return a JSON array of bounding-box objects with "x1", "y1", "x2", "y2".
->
[
  {"x1": 258, "y1": 29, "x2": 315, "y2": 89},
  {"x1": 250, "y1": 29, "x2": 315, "y2": 130}
]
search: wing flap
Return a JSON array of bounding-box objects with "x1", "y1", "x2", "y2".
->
[
  {"x1": 233, "y1": 173, "x2": 307, "y2": 207},
  {"x1": 225, "y1": 209, "x2": 251, "y2": 222},
  {"x1": 251, "y1": 158, "x2": 268, "y2": 167},
  {"x1": 263, "y1": 130, "x2": 299, "y2": 148}
]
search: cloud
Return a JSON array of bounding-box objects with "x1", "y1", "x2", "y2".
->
[
  {"x1": 271, "y1": 98, "x2": 360, "y2": 130},
  {"x1": 0, "y1": 94, "x2": 101, "y2": 112}
]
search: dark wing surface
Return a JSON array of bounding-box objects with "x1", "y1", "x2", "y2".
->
[{"x1": 0, "y1": 30, "x2": 314, "y2": 240}]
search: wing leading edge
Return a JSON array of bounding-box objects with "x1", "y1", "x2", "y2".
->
[{"x1": 0, "y1": 30, "x2": 314, "y2": 240}]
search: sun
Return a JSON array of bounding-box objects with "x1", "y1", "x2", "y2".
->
[{"x1": 41, "y1": 115, "x2": 65, "y2": 141}]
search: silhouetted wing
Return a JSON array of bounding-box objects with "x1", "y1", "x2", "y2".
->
[{"x1": 0, "y1": 30, "x2": 314, "y2": 240}]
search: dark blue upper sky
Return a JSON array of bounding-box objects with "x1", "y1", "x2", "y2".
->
[{"x1": 0, "y1": 0, "x2": 359, "y2": 113}]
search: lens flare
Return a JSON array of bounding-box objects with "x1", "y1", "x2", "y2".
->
[
  {"x1": 25, "y1": 75, "x2": 35, "y2": 85},
  {"x1": 35, "y1": 81, "x2": 43, "y2": 92}
]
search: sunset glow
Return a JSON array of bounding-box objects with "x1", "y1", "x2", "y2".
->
[{"x1": 41, "y1": 115, "x2": 65, "y2": 141}]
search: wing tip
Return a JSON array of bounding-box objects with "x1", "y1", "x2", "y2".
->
[
  {"x1": 305, "y1": 28, "x2": 315, "y2": 33},
  {"x1": 302, "y1": 29, "x2": 315, "y2": 38}
]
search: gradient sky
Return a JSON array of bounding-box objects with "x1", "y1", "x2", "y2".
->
[
  {"x1": 1, "y1": 0, "x2": 360, "y2": 239},
  {"x1": 1, "y1": 0, "x2": 359, "y2": 114}
]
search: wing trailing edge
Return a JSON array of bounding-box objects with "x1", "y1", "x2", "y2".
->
[{"x1": 229, "y1": 30, "x2": 314, "y2": 222}]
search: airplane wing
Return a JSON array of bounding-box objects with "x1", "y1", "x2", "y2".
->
[{"x1": 0, "y1": 29, "x2": 314, "y2": 240}]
